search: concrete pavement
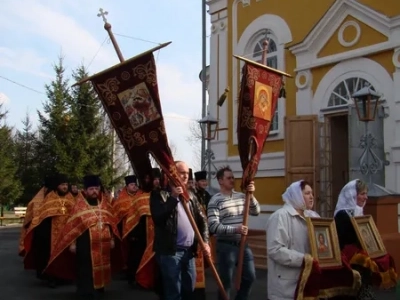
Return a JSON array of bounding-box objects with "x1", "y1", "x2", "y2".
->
[{"x1": 0, "y1": 226, "x2": 396, "y2": 299}]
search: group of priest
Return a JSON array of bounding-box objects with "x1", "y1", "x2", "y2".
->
[{"x1": 18, "y1": 166, "x2": 212, "y2": 300}]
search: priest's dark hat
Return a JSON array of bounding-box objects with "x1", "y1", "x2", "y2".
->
[
  {"x1": 83, "y1": 175, "x2": 102, "y2": 189},
  {"x1": 124, "y1": 175, "x2": 137, "y2": 185},
  {"x1": 53, "y1": 173, "x2": 69, "y2": 187},
  {"x1": 189, "y1": 168, "x2": 193, "y2": 180},
  {"x1": 194, "y1": 171, "x2": 207, "y2": 181}
]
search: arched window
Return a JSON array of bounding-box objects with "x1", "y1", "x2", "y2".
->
[
  {"x1": 328, "y1": 77, "x2": 375, "y2": 107},
  {"x1": 252, "y1": 38, "x2": 278, "y2": 68},
  {"x1": 251, "y1": 36, "x2": 279, "y2": 133}
]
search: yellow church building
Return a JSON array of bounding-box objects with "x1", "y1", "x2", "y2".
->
[{"x1": 206, "y1": 0, "x2": 400, "y2": 229}]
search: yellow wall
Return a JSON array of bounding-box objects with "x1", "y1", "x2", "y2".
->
[
  {"x1": 234, "y1": 177, "x2": 286, "y2": 206},
  {"x1": 318, "y1": 15, "x2": 388, "y2": 58},
  {"x1": 227, "y1": 0, "x2": 336, "y2": 157},
  {"x1": 222, "y1": 0, "x2": 396, "y2": 206}
]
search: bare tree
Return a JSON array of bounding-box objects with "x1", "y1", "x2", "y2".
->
[{"x1": 186, "y1": 120, "x2": 202, "y2": 171}]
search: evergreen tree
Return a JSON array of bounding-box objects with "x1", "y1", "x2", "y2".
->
[
  {"x1": 36, "y1": 56, "x2": 73, "y2": 177},
  {"x1": 0, "y1": 105, "x2": 22, "y2": 216},
  {"x1": 15, "y1": 112, "x2": 41, "y2": 205},
  {"x1": 69, "y1": 65, "x2": 127, "y2": 189}
]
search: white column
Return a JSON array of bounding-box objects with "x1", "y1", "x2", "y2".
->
[
  {"x1": 208, "y1": 8, "x2": 229, "y2": 172},
  {"x1": 295, "y1": 69, "x2": 314, "y2": 115}
]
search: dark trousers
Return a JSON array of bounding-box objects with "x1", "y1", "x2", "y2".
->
[
  {"x1": 216, "y1": 240, "x2": 256, "y2": 300},
  {"x1": 156, "y1": 249, "x2": 196, "y2": 300}
]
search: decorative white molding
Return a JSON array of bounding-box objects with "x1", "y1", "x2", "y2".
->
[
  {"x1": 213, "y1": 151, "x2": 285, "y2": 177},
  {"x1": 206, "y1": 0, "x2": 227, "y2": 15},
  {"x1": 313, "y1": 58, "x2": 393, "y2": 114},
  {"x1": 296, "y1": 69, "x2": 313, "y2": 115},
  {"x1": 295, "y1": 70, "x2": 312, "y2": 90},
  {"x1": 232, "y1": 10, "x2": 292, "y2": 145},
  {"x1": 211, "y1": 24, "x2": 217, "y2": 34},
  {"x1": 207, "y1": 6, "x2": 229, "y2": 165},
  {"x1": 295, "y1": 42, "x2": 400, "y2": 72},
  {"x1": 219, "y1": 20, "x2": 226, "y2": 31},
  {"x1": 338, "y1": 20, "x2": 361, "y2": 47},
  {"x1": 313, "y1": 57, "x2": 396, "y2": 191},
  {"x1": 260, "y1": 204, "x2": 282, "y2": 212},
  {"x1": 289, "y1": 0, "x2": 400, "y2": 71},
  {"x1": 393, "y1": 47, "x2": 400, "y2": 69},
  {"x1": 242, "y1": 0, "x2": 251, "y2": 7},
  {"x1": 249, "y1": 205, "x2": 282, "y2": 229}
]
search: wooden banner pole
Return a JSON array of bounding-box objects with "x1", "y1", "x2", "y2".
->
[{"x1": 95, "y1": 9, "x2": 228, "y2": 299}]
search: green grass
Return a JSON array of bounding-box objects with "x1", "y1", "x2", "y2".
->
[
  {"x1": 0, "y1": 210, "x2": 24, "y2": 226},
  {"x1": 0, "y1": 218, "x2": 23, "y2": 226}
]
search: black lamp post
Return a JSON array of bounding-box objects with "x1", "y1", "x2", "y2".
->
[
  {"x1": 198, "y1": 113, "x2": 219, "y2": 141},
  {"x1": 352, "y1": 86, "x2": 381, "y2": 122},
  {"x1": 351, "y1": 86, "x2": 383, "y2": 181},
  {"x1": 198, "y1": 113, "x2": 219, "y2": 186}
]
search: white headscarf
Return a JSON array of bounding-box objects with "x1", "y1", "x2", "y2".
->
[
  {"x1": 282, "y1": 180, "x2": 306, "y2": 210},
  {"x1": 334, "y1": 179, "x2": 364, "y2": 217},
  {"x1": 282, "y1": 180, "x2": 319, "y2": 217}
]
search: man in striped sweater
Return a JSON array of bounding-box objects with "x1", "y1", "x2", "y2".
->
[{"x1": 207, "y1": 166, "x2": 260, "y2": 300}]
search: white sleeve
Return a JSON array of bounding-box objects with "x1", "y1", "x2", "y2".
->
[{"x1": 266, "y1": 212, "x2": 304, "y2": 268}]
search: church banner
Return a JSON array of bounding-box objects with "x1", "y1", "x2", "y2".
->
[
  {"x1": 235, "y1": 55, "x2": 290, "y2": 189},
  {"x1": 81, "y1": 43, "x2": 188, "y2": 195}
]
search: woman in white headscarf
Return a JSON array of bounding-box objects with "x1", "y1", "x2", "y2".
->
[
  {"x1": 265, "y1": 180, "x2": 317, "y2": 300},
  {"x1": 334, "y1": 179, "x2": 379, "y2": 300},
  {"x1": 334, "y1": 179, "x2": 368, "y2": 249}
]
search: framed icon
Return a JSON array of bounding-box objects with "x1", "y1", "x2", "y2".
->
[
  {"x1": 351, "y1": 215, "x2": 386, "y2": 258},
  {"x1": 306, "y1": 217, "x2": 342, "y2": 268}
]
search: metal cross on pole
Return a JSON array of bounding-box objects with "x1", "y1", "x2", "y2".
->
[
  {"x1": 97, "y1": 8, "x2": 124, "y2": 63},
  {"x1": 96, "y1": 8, "x2": 123, "y2": 196}
]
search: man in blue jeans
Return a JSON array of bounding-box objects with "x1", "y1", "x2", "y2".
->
[
  {"x1": 150, "y1": 161, "x2": 211, "y2": 300},
  {"x1": 207, "y1": 166, "x2": 260, "y2": 300}
]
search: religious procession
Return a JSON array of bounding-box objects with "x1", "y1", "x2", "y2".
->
[
  {"x1": 18, "y1": 167, "x2": 213, "y2": 300},
  {"x1": 3, "y1": 1, "x2": 400, "y2": 300},
  {"x1": 17, "y1": 161, "x2": 399, "y2": 300}
]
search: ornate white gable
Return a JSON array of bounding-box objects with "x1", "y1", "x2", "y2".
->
[{"x1": 289, "y1": 0, "x2": 400, "y2": 71}]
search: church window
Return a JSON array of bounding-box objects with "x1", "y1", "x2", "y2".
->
[{"x1": 328, "y1": 77, "x2": 375, "y2": 107}]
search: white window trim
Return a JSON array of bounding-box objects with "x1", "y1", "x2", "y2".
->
[
  {"x1": 232, "y1": 14, "x2": 292, "y2": 145},
  {"x1": 327, "y1": 77, "x2": 375, "y2": 108},
  {"x1": 312, "y1": 57, "x2": 395, "y2": 191}
]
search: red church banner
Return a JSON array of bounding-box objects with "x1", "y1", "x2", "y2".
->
[
  {"x1": 235, "y1": 55, "x2": 290, "y2": 189},
  {"x1": 76, "y1": 42, "x2": 188, "y2": 196}
]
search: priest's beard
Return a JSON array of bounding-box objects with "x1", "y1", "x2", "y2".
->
[
  {"x1": 71, "y1": 191, "x2": 79, "y2": 197},
  {"x1": 56, "y1": 188, "x2": 68, "y2": 197},
  {"x1": 86, "y1": 192, "x2": 99, "y2": 206}
]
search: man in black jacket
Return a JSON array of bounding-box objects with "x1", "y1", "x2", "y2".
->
[{"x1": 150, "y1": 161, "x2": 210, "y2": 300}]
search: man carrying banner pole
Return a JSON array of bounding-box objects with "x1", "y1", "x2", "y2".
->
[
  {"x1": 232, "y1": 43, "x2": 292, "y2": 292},
  {"x1": 150, "y1": 160, "x2": 209, "y2": 299},
  {"x1": 73, "y1": 9, "x2": 229, "y2": 299}
]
